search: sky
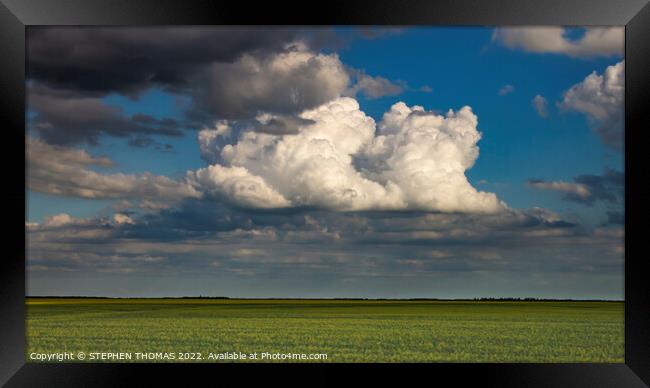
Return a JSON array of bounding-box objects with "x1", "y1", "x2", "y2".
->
[{"x1": 25, "y1": 26, "x2": 625, "y2": 299}]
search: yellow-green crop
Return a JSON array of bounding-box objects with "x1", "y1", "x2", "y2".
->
[{"x1": 26, "y1": 298, "x2": 623, "y2": 363}]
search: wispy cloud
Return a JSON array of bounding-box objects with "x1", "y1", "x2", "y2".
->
[
  {"x1": 498, "y1": 84, "x2": 515, "y2": 96},
  {"x1": 532, "y1": 95, "x2": 549, "y2": 118},
  {"x1": 27, "y1": 136, "x2": 200, "y2": 201}
]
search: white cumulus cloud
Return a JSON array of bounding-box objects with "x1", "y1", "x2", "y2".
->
[
  {"x1": 113, "y1": 213, "x2": 135, "y2": 225},
  {"x1": 43, "y1": 213, "x2": 74, "y2": 228},
  {"x1": 192, "y1": 97, "x2": 506, "y2": 213},
  {"x1": 559, "y1": 60, "x2": 624, "y2": 149},
  {"x1": 190, "y1": 165, "x2": 291, "y2": 209}
]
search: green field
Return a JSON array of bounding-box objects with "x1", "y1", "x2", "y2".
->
[{"x1": 26, "y1": 298, "x2": 624, "y2": 362}]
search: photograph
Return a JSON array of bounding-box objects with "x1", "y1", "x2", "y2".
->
[{"x1": 24, "y1": 25, "x2": 627, "y2": 364}]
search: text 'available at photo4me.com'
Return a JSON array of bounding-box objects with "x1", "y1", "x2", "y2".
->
[{"x1": 29, "y1": 351, "x2": 329, "y2": 362}]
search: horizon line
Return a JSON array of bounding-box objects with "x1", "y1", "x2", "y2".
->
[{"x1": 25, "y1": 295, "x2": 624, "y2": 302}]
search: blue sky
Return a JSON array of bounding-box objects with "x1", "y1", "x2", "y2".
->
[
  {"x1": 337, "y1": 27, "x2": 622, "y2": 218},
  {"x1": 26, "y1": 27, "x2": 625, "y2": 298}
]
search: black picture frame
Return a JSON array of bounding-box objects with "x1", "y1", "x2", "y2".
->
[{"x1": 2, "y1": 0, "x2": 648, "y2": 386}]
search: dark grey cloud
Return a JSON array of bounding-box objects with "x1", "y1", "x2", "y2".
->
[
  {"x1": 605, "y1": 211, "x2": 624, "y2": 225},
  {"x1": 529, "y1": 169, "x2": 624, "y2": 206},
  {"x1": 188, "y1": 47, "x2": 350, "y2": 121},
  {"x1": 26, "y1": 198, "x2": 623, "y2": 299},
  {"x1": 252, "y1": 115, "x2": 315, "y2": 135},
  {"x1": 128, "y1": 136, "x2": 174, "y2": 151},
  {"x1": 36, "y1": 196, "x2": 580, "y2": 249},
  {"x1": 595, "y1": 120, "x2": 624, "y2": 151},
  {"x1": 27, "y1": 27, "x2": 409, "y2": 147},
  {"x1": 356, "y1": 27, "x2": 404, "y2": 40},
  {"x1": 27, "y1": 27, "x2": 306, "y2": 96},
  {"x1": 26, "y1": 27, "x2": 369, "y2": 145},
  {"x1": 26, "y1": 192, "x2": 624, "y2": 298},
  {"x1": 574, "y1": 169, "x2": 624, "y2": 204},
  {"x1": 28, "y1": 84, "x2": 184, "y2": 146}
]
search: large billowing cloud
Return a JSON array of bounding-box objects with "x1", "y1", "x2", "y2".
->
[
  {"x1": 559, "y1": 61, "x2": 624, "y2": 149},
  {"x1": 492, "y1": 27, "x2": 623, "y2": 58},
  {"x1": 191, "y1": 97, "x2": 505, "y2": 213},
  {"x1": 29, "y1": 95, "x2": 507, "y2": 214},
  {"x1": 27, "y1": 137, "x2": 200, "y2": 200}
]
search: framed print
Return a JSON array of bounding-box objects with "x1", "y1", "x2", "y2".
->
[{"x1": 1, "y1": 0, "x2": 649, "y2": 386}]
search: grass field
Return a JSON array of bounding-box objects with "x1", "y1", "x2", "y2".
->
[{"x1": 26, "y1": 298, "x2": 624, "y2": 362}]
